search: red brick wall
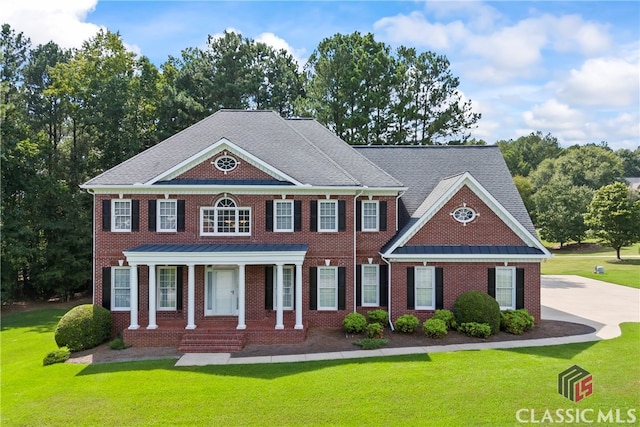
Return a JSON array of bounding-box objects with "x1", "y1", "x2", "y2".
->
[{"x1": 176, "y1": 152, "x2": 277, "y2": 181}]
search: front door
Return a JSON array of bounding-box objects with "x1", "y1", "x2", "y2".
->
[{"x1": 205, "y1": 269, "x2": 238, "y2": 315}]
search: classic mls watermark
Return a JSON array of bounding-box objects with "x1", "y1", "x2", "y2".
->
[
  {"x1": 515, "y1": 365, "x2": 637, "y2": 424},
  {"x1": 558, "y1": 365, "x2": 593, "y2": 402}
]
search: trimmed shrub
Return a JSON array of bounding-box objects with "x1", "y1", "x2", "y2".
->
[
  {"x1": 452, "y1": 291, "x2": 501, "y2": 335},
  {"x1": 423, "y1": 318, "x2": 447, "y2": 338},
  {"x1": 432, "y1": 309, "x2": 457, "y2": 330},
  {"x1": 353, "y1": 338, "x2": 389, "y2": 350},
  {"x1": 43, "y1": 347, "x2": 70, "y2": 366},
  {"x1": 54, "y1": 304, "x2": 112, "y2": 352},
  {"x1": 367, "y1": 309, "x2": 389, "y2": 327},
  {"x1": 501, "y1": 309, "x2": 535, "y2": 335},
  {"x1": 458, "y1": 322, "x2": 492, "y2": 338},
  {"x1": 343, "y1": 312, "x2": 367, "y2": 334},
  {"x1": 366, "y1": 322, "x2": 384, "y2": 339},
  {"x1": 394, "y1": 314, "x2": 420, "y2": 333}
]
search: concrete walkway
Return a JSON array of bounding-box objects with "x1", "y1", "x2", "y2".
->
[{"x1": 175, "y1": 275, "x2": 640, "y2": 366}]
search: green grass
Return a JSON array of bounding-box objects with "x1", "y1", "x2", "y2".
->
[
  {"x1": 2, "y1": 308, "x2": 639, "y2": 426},
  {"x1": 541, "y1": 242, "x2": 640, "y2": 288}
]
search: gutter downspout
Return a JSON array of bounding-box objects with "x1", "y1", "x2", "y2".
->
[
  {"x1": 353, "y1": 190, "x2": 363, "y2": 312},
  {"x1": 382, "y1": 256, "x2": 394, "y2": 331}
]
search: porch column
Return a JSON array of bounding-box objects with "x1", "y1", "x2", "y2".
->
[
  {"x1": 294, "y1": 262, "x2": 303, "y2": 330},
  {"x1": 275, "y1": 263, "x2": 285, "y2": 329},
  {"x1": 128, "y1": 263, "x2": 139, "y2": 330},
  {"x1": 237, "y1": 263, "x2": 246, "y2": 330},
  {"x1": 186, "y1": 264, "x2": 196, "y2": 330},
  {"x1": 147, "y1": 264, "x2": 158, "y2": 329}
]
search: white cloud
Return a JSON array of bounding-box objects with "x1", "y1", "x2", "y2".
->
[
  {"x1": 523, "y1": 99, "x2": 585, "y2": 131},
  {"x1": 374, "y1": 11, "x2": 467, "y2": 50},
  {"x1": 256, "y1": 32, "x2": 307, "y2": 68},
  {"x1": 0, "y1": 0, "x2": 103, "y2": 49}
]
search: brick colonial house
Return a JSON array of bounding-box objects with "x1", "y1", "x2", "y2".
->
[{"x1": 81, "y1": 110, "x2": 550, "y2": 351}]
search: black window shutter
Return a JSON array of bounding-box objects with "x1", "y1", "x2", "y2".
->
[
  {"x1": 355, "y1": 265, "x2": 362, "y2": 307},
  {"x1": 177, "y1": 200, "x2": 185, "y2": 232},
  {"x1": 294, "y1": 200, "x2": 302, "y2": 231},
  {"x1": 310, "y1": 201, "x2": 317, "y2": 231},
  {"x1": 435, "y1": 267, "x2": 444, "y2": 309},
  {"x1": 148, "y1": 200, "x2": 157, "y2": 231},
  {"x1": 131, "y1": 200, "x2": 140, "y2": 232},
  {"x1": 338, "y1": 200, "x2": 346, "y2": 231},
  {"x1": 516, "y1": 268, "x2": 525, "y2": 309},
  {"x1": 102, "y1": 200, "x2": 111, "y2": 231},
  {"x1": 407, "y1": 267, "x2": 415, "y2": 309},
  {"x1": 176, "y1": 266, "x2": 183, "y2": 311},
  {"x1": 379, "y1": 264, "x2": 388, "y2": 306},
  {"x1": 309, "y1": 267, "x2": 317, "y2": 310},
  {"x1": 102, "y1": 267, "x2": 111, "y2": 309},
  {"x1": 356, "y1": 201, "x2": 362, "y2": 231},
  {"x1": 265, "y1": 201, "x2": 273, "y2": 232},
  {"x1": 265, "y1": 266, "x2": 274, "y2": 310},
  {"x1": 488, "y1": 268, "x2": 496, "y2": 298},
  {"x1": 338, "y1": 267, "x2": 346, "y2": 310},
  {"x1": 379, "y1": 201, "x2": 387, "y2": 231}
]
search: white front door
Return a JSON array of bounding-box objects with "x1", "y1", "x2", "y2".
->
[{"x1": 205, "y1": 269, "x2": 238, "y2": 315}]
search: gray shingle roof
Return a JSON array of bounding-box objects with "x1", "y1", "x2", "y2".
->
[
  {"x1": 84, "y1": 110, "x2": 401, "y2": 188},
  {"x1": 355, "y1": 146, "x2": 536, "y2": 237}
]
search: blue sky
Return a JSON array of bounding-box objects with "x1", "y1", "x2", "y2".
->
[{"x1": 2, "y1": 1, "x2": 638, "y2": 150}]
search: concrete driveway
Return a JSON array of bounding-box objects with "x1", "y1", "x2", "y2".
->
[{"x1": 541, "y1": 275, "x2": 640, "y2": 341}]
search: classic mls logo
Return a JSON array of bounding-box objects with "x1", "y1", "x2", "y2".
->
[{"x1": 558, "y1": 365, "x2": 593, "y2": 402}]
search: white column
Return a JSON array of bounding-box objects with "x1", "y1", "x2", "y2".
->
[
  {"x1": 275, "y1": 263, "x2": 285, "y2": 329},
  {"x1": 128, "y1": 264, "x2": 139, "y2": 330},
  {"x1": 186, "y1": 264, "x2": 196, "y2": 330},
  {"x1": 147, "y1": 264, "x2": 158, "y2": 329},
  {"x1": 237, "y1": 264, "x2": 246, "y2": 330},
  {"x1": 294, "y1": 262, "x2": 304, "y2": 330}
]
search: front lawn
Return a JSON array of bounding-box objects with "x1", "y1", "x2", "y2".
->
[{"x1": 2, "y1": 308, "x2": 639, "y2": 426}]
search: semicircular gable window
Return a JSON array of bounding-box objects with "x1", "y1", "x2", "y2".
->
[
  {"x1": 452, "y1": 206, "x2": 477, "y2": 224},
  {"x1": 215, "y1": 155, "x2": 237, "y2": 172}
]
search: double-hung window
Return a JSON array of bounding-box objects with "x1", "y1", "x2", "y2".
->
[
  {"x1": 317, "y1": 267, "x2": 338, "y2": 310},
  {"x1": 362, "y1": 201, "x2": 379, "y2": 232},
  {"x1": 201, "y1": 198, "x2": 251, "y2": 236},
  {"x1": 361, "y1": 264, "x2": 379, "y2": 306},
  {"x1": 495, "y1": 267, "x2": 515, "y2": 309},
  {"x1": 318, "y1": 200, "x2": 337, "y2": 232},
  {"x1": 415, "y1": 266, "x2": 435, "y2": 310},
  {"x1": 158, "y1": 267, "x2": 177, "y2": 311},
  {"x1": 111, "y1": 267, "x2": 130, "y2": 311},
  {"x1": 157, "y1": 200, "x2": 177, "y2": 232},
  {"x1": 274, "y1": 200, "x2": 293, "y2": 232},
  {"x1": 112, "y1": 200, "x2": 131, "y2": 232}
]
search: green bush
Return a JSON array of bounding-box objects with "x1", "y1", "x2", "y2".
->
[
  {"x1": 458, "y1": 322, "x2": 492, "y2": 338},
  {"x1": 501, "y1": 309, "x2": 535, "y2": 335},
  {"x1": 109, "y1": 337, "x2": 130, "y2": 350},
  {"x1": 43, "y1": 347, "x2": 70, "y2": 366},
  {"x1": 423, "y1": 318, "x2": 448, "y2": 338},
  {"x1": 343, "y1": 312, "x2": 367, "y2": 334},
  {"x1": 54, "y1": 304, "x2": 112, "y2": 352},
  {"x1": 353, "y1": 338, "x2": 389, "y2": 350},
  {"x1": 367, "y1": 309, "x2": 389, "y2": 327},
  {"x1": 366, "y1": 322, "x2": 384, "y2": 339},
  {"x1": 452, "y1": 291, "x2": 501, "y2": 335},
  {"x1": 432, "y1": 309, "x2": 457, "y2": 330},
  {"x1": 394, "y1": 314, "x2": 420, "y2": 333}
]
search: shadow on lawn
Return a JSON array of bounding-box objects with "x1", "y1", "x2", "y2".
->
[
  {"x1": 497, "y1": 340, "x2": 598, "y2": 360},
  {"x1": 0, "y1": 308, "x2": 65, "y2": 333}
]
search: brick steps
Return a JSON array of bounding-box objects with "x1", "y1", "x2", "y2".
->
[{"x1": 179, "y1": 330, "x2": 245, "y2": 353}]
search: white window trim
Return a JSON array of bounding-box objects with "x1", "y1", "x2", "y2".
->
[
  {"x1": 157, "y1": 199, "x2": 177, "y2": 233},
  {"x1": 318, "y1": 200, "x2": 338, "y2": 232},
  {"x1": 361, "y1": 264, "x2": 379, "y2": 307},
  {"x1": 361, "y1": 200, "x2": 379, "y2": 232},
  {"x1": 273, "y1": 266, "x2": 294, "y2": 310},
  {"x1": 495, "y1": 266, "x2": 516, "y2": 310},
  {"x1": 111, "y1": 199, "x2": 131, "y2": 232},
  {"x1": 415, "y1": 266, "x2": 435, "y2": 310},
  {"x1": 111, "y1": 266, "x2": 131, "y2": 311},
  {"x1": 317, "y1": 266, "x2": 338, "y2": 311},
  {"x1": 199, "y1": 206, "x2": 252, "y2": 236},
  {"x1": 157, "y1": 266, "x2": 177, "y2": 311},
  {"x1": 274, "y1": 200, "x2": 294, "y2": 233}
]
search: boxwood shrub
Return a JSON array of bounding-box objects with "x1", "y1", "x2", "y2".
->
[
  {"x1": 43, "y1": 347, "x2": 70, "y2": 366},
  {"x1": 423, "y1": 318, "x2": 447, "y2": 338},
  {"x1": 367, "y1": 309, "x2": 389, "y2": 327},
  {"x1": 458, "y1": 322, "x2": 492, "y2": 338},
  {"x1": 366, "y1": 322, "x2": 384, "y2": 339},
  {"x1": 343, "y1": 312, "x2": 367, "y2": 334},
  {"x1": 452, "y1": 291, "x2": 501, "y2": 335},
  {"x1": 432, "y1": 309, "x2": 457, "y2": 330},
  {"x1": 54, "y1": 304, "x2": 112, "y2": 352},
  {"x1": 394, "y1": 314, "x2": 420, "y2": 333},
  {"x1": 500, "y1": 309, "x2": 535, "y2": 335}
]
